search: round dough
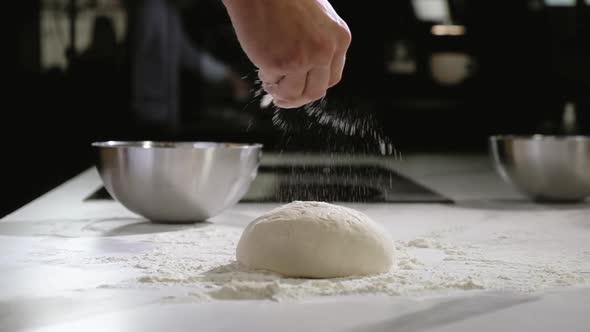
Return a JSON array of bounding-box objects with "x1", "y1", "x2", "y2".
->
[{"x1": 236, "y1": 201, "x2": 395, "y2": 278}]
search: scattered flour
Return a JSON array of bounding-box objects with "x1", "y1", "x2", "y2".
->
[
  {"x1": 78, "y1": 223, "x2": 589, "y2": 302},
  {"x1": 406, "y1": 238, "x2": 434, "y2": 248}
]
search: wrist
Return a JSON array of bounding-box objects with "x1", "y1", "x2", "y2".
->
[
  {"x1": 222, "y1": 0, "x2": 251, "y2": 12},
  {"x1": 221, "y1": 0, "x2": 239, "y2": 8}
]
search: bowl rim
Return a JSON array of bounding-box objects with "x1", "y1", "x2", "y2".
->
[
  {"x1": 91, "y1": 141, "x2": 264, "y2": 149},
  {"x1": 489, "y1": 135, "x2": 590, "y2": 142}
]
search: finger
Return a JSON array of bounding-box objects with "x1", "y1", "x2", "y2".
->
[
  {"x1": 258, "y1": 69, "x2": 284, "y2": 85},
  {"x1": 328, "y1": 49, "x2": 346, "y2": 87},
  {"x1": 302, "y1": 65, "x2": 330, "y2": 103},
  {"x1": 273, "y1": 98, "x2": 302, "y2": 109},
  {"x1": 269, "y1": 71, "x2": 307, "y2": 101}
]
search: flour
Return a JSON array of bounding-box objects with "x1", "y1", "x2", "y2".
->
[
  {"x1": 406, "y1": 238, "x2": 434, "y2": 248},
  {"x1": 253, "y1": 86, "x2": 399, "y2": 158},
  {"x1": 81, "y1": 223, "x2": 589, "y2": 302}
]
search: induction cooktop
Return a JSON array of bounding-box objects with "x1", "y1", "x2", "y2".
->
[{"x1": 86, "y1": 164, "x2": 452, "y2": 203}]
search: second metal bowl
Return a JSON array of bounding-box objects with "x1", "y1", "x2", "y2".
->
[{"x1": 489, "y1": 135, "x2": 590, "y2": 202}]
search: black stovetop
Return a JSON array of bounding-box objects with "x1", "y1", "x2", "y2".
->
[{"x1": 86, "y1": 164, "x2": 452, "y2": 204}]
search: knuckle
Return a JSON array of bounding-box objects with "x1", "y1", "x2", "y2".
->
[
  {"x1": 309, "y1": 38, "x2": 334, "y2": 64},
  {"x1": 329, "y1": 72, "x2": 342, "y2": 87},
  {"x1": 269, "y1": 49, "x2": 308, "y2": 73},
  {"x1": 340, "y1": 27, "x2": 352, "y2": 48}
]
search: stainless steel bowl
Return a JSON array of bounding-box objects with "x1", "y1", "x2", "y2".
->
[
  {"x1": 489, "y1": 135, "x2": 590, "y2": 202},
  {"x1": 92, "y1": 141, "x2": 262, "y2": 223}
]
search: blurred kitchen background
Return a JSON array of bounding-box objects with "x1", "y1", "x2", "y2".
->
[{"x1": 4, "y1": 0, "x2": 590, "y2": 216}]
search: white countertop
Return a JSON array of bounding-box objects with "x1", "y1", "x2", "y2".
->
[{"x1": 1, "y1": 153, "x2": 590, "y2": 332}]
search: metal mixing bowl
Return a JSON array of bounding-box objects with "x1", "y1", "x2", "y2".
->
[
  {"x1": 92, "y1": 141, "x2": 263, "y2": 223},
  {"x1": 489, "y1": 135, "x2": 590, "y2": 202}
]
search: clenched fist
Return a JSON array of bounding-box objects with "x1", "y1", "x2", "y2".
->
[{"x1": 222, "y1": 0, "x2": 351, "y2": 108}]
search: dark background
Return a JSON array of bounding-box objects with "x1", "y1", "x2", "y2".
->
[{"x1": 4, "y1": 0, "x2": 590, "y2": 217}]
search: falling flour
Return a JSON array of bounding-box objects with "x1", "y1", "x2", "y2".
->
[
  {"x1": 252, "y1": 87, "x2": 399, "y2": 158},
  {"x1": 81, "y1": 223, "x2": 589, "y2": 302}
]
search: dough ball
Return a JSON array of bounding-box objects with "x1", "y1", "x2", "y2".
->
[{"x1": 236, "y1": 201, "x2": 394, "y2": 278}]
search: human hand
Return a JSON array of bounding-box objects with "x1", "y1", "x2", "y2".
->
[{"x1": 222, "y1": 0, "x2": 351, "y2": 109}]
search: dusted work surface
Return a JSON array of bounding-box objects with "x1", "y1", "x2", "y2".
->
[{"x1": 1, "y1": 153, "x2": 590, "y2": 332}]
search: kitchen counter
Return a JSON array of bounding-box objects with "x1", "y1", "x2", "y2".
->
[{"x1": 1, "y1": 153, "x2": 590, "y2": 332}]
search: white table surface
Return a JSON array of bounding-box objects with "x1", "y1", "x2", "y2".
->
[{"x1": 1, "y1": 152, "x2": 590, "y2": 332}]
